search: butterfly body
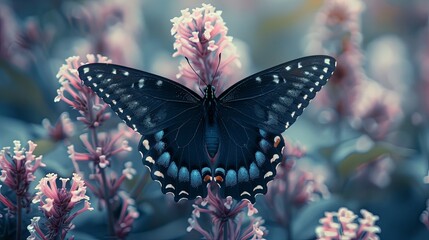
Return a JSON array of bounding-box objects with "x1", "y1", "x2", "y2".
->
[
  {"x1": 78, "y1": 55, "x2": 336, "y2": 203},
  {"x1": 202, "y1": 85, "x2": 220, "y2": 158}
]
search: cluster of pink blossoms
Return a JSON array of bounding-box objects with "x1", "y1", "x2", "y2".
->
[
  {"x1": 307, "y1": 0, "x2": 401, "y2": 140},
  {"x1": 68, "y1": 124, "x2": 132, "y2": 169},
  {"x1": 315, "y1": 207, "x2": 380, "y2": 240},
  {"x1": 0, "y1": 140, "x2": 45, "y2": 211},
  {"x1": 187, "y1": 184, "x2": 265, "y2": 240},
  {"x1": 42, "y1": 112, "x2": 75, "y2": 142},
  {"x1": 55, "y1": 54, "x2": 112, "y2": 128},
  {"x1": 171, "y1": 3, "x2": 241, "y2": 94},
  {"x1": 28, "y1": 173, "x2": 93, "y2": 239},
  {"x1": 55, "y1": 54, "x2": 139, "y2": 238}
]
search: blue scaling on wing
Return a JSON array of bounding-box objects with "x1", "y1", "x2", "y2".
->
[
  {"x1": 214, "y1": 55, "x2": 336, "y2": 202},
  {"x1": 78, "y1": 64, "x2": 212, "y2": 201}
]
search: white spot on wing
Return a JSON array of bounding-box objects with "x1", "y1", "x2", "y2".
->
[
  {"x1": 105, "y1": 93, "x2": 110, "y2": 98},
  {"x1": 123, "y1": 71, "x2": 129, "y2": 76},
  {"x1": 83, "y1": 67, "x2": 89, "y2": 74},
  {"x1": 154, "y1": 171, "x2": 164, "y2": 178},
  {"x1": 324, "y1": 58, "x2": 331, "y2": 65},
  {"x1": 315, "y1": 81, "x2": 320, "y2": 86},
  {"x1": 145, "y1": 156, "x2": 155, "y2": 164},
  {"x1": 92, "y1": 83, "x2": 97, "y2": 87},
  {"x1": 323, "y1": 67, "x2": 328, "y2": 73},
  {"x1": 285, "y1": 122, "x2": 290, "y2": 129},
  {"x1": 303, "y1": 94, "x2": 308, "y2": 100},
  {"x1": 126, "y1": 115, "x2": 131, "y2": 121},
  {"x1": 132, "y1": 124, "x2": 138, "y2": 131},
  {"x1": 97, "y1": 73, "x2": 103, "y2": 78},
  {"x1": 112, "y1": 100, "x2": 117, "y2": 105},
  {"x1": 291, "y1": 111, "x2": 296, "y2": 117},
  {"x1": 156, "y1": 80, "x2": 163, "y2": 86},
  {"x1": 143, "y1": 139, "x2": 150, "y2": 150},
  {"x1": 253, "y1": 185, "x2": 263, "y2": 191},
  {"x1": 298, "y1": 62, "x2": 302, "y2": 68},
  {"x1": 264, "y1": 171, "x2": 273, "y2": 179},
  {"x1": 256, "y1": 77, "x2": 262, "y2": 82},
  {"x1": 99, "y1": 88, "x2": 104, "y2": 92},
  {"x1": 179, "y1": 190, "x2": 189, "y2": 196},
  {"x1": 118, "y1": 108, "x2": 124, "y2": 113},
  {"x1": 240, "y1": 191, "x2": 251, "y2": 196},
  {"x1": 312, "y1": 66, "x2": 318, "y2": 70},
  {"x1": 319, "y1": 75, "x2": 324, "y2": 80},
  {"x1": 273, "y1": 75, "x2": 279, "y2": 84},
  {"x1": 87, "y1": 76, "x2": 92, "y2": 81},
  {"x1": 270, "y1": 154, "x2": 280, "y2": 163},
  {"x1": 285, "y1": 66, "x2": 292, "y2": 71},
  {"x1": 309, "y1": 88, "x2": 314, "y2": 92},
  {"x1": 297, "y1": 103, "x2": 302, "y2": 109},
  {"x1": 112, "y1": 69, "x2": 117, "y2": 74},
  {"x1": 139, "y1": 79, "x2": 145, "y2": 88},
  {"x1": 166, "y1": 184, "x2": 175, "y2": 190}
]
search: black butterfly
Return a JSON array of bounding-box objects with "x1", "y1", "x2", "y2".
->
[{"x1": 78, "y1": 55, "x2": 336, "y2": 203}]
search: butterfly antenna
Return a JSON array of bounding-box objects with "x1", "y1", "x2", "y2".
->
[
  {"x1": 212, "y1": 53, "x2": 222, "y2": 81},
  {"x1": 185, "y1": 57, "x2": 206, "y2": 94}
]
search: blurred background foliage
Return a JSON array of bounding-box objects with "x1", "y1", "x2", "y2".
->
[{"x1": 0, "y1": 0, "x2": 429, "y2": 239}]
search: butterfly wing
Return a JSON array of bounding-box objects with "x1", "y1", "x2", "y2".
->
[
  {"x1": 78, "y1": 64, "x2": 211, "y2": 200},
  {"x1": 215, "y1": 55, "x2": 336, "y2": 202}
]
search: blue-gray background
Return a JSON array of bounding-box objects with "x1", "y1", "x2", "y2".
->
[{"x1": 1, "y1": 0, "x2": 428, "y2": 239}]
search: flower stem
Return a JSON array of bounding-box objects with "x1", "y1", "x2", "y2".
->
[
  {"x1": 87, "y1": 91, "x2": 116, "y2": 237},
  {"x1": 89, "y1": 125, "x2": 115, "y2": 237},
  {"x1": 16, "y1": 196, "x2": 22, "y2": 240},
  {"x1": 100, "y1": 167, "x2": 115, "y2": 237}
]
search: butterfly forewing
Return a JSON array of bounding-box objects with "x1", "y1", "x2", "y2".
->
[
  {"x1": 78, "y1": 64, "x2": 202, "y2": 135},
  {"x1": 219, "y1": 55, "x2": 336, "y2": 133},
  {"x1": 213, "y1": 55, "x2": 336, "y2": 201},
  {"x1": 78, "y1": 64, "x2": 212, "y2": 201}
]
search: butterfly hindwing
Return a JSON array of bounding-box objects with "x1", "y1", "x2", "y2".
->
[
  {"x1": 78, "y1": 64, "x2": 211, "y2": 200},
  {"x1": 213, "y1": 55, "x2": 336, "y2": 202}
]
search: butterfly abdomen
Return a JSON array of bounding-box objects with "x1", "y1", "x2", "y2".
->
[{"x1": 205, "y1": 124, "x2": 219, "y2": 158}]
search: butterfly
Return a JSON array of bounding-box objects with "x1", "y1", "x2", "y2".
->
[{"x1": 78, "y1": 55, "x2": 336, "y2": 203}]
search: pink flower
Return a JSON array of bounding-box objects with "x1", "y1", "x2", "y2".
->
[
  {"x1": 83, "y1": 162, "x2": 136, "y2": 205},
  {"x1": 265, "y1": 138, "x2": 329, "y2": 227},
  {"x1": 315, "y1": 207, "x2": 380, "y2": 240},
  {"x1": 66, "y1": 0, "x2": 144, "y2": 65},
  {"x1": 187, "y1": 183, "x2": 266, "y2": 240},
  {"x1": 171, "y1": 3, "x2": 241, "y2": 94},
  {"x1": 307, "y1": 0, "x2": 402, "y2": 140},
  {"x1": 42, "y1": 112, "x2": 75, "y2": 142},
  {"x1": 68, "y1": 124, "x2": 132, "y2": 169},
  {"x1": 114, "y1": 192, "x2": 139, "y2": 239},
  {"x1": 55, "y1": 54, "x2": 112, "y2": 128},
  {"x1": 0, "y1": 140, "x2": 45, "y2": 211},
  {"x1": 31, "y1": 173, "x2": 93, "y2": 239}
]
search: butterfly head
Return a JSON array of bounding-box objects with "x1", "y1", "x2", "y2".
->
[{"x1": 204, "y1": 85, "x2": 216, "y2": 99}]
